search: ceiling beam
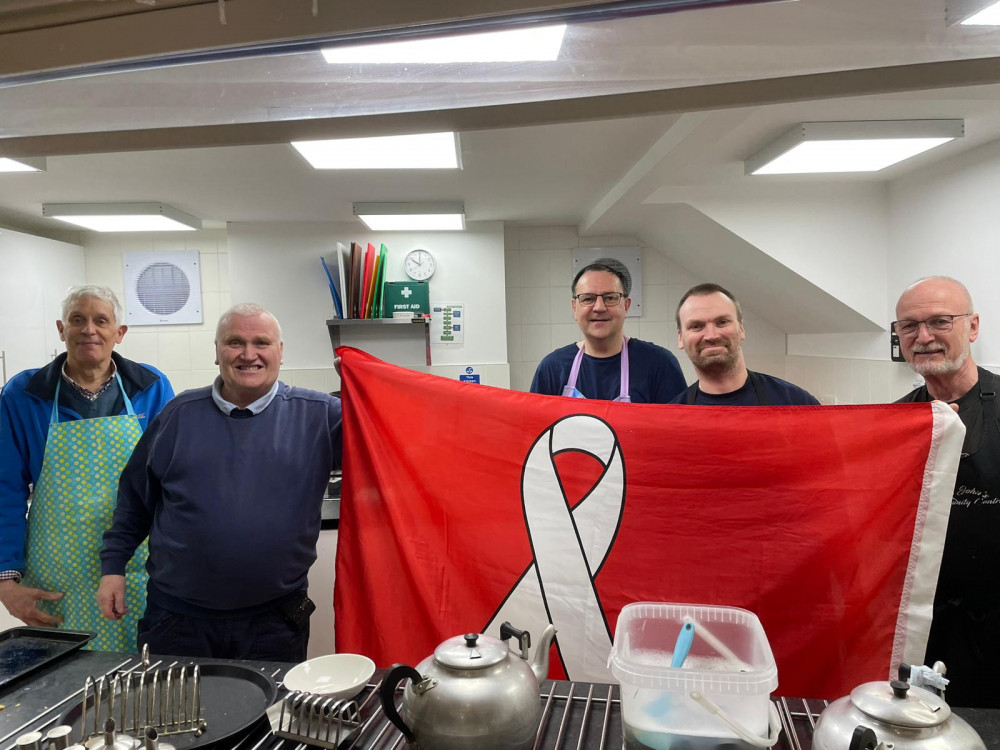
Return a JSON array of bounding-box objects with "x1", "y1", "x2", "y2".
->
[
  {"x1": 0, "y1": 0, "x2": 778, "y2": 83},
  {"x1": 580, "y1": 112, "x2": 708, "y2": 233},
  {"x1": 3, "y1": 56, "x2": 1000, "y2": 159}
]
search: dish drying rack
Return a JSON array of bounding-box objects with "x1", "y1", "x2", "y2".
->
[{"x1": 263, "y1": 680, "x2": 827, "y2": 750}]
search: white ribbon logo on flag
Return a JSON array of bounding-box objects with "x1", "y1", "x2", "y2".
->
[{"x1": 484, "y1": 414, "x2": 625, "y2": 682}]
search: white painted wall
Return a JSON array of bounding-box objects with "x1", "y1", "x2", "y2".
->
[
  {"x1": 689, "y1": 184, "x2": 889, "y2": 326},
  {"x1": 887, "y1": 138, "x2": 1000, "y2": 367},
  {"x1": 785, "y1": 134, "x2": 1000, "y2": 397},
  {"x1": 228, "y1": 221, "x2": 510, "y2": 387},
  {"x1": 0, "y1": 228, "x2": 85, "y2": 381}
]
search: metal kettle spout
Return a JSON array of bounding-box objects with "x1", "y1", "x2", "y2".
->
[
  {"x1": 500, "y1": 621, "x2": 558, "y2": 682},
  {"x1": 530, "y1": 625, "x2": 557, "y2": 682}
]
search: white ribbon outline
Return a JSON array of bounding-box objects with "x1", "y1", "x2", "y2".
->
[{"x1": 483, "y1": 414, "x2": 626, "y2": 682}]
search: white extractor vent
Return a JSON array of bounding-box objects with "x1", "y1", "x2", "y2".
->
[{"x1": 123, "y1": 251, "x2": 203, "y2": 325}]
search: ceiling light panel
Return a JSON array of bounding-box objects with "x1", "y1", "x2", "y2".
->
[
  {"x1": 291, "y1": 132, "x2": 460, "y2": 170},
  {"x1": 0, "y1": 156, "x2": 46, "y2": 172},
  {"x1": 322, "y1": 25, "x2": 567, "y2": 64},
  {"x1": 353, "y1": 201, "x2": 465, "y2": 231},
  {"x1": 949, "y1": 0, "x2": 1000, "y2": 24},
  {"x1": 962, "y1": 4, "x2": 1000, "y2": 24},
  {"x1": 752, "y1": 138, "x2": 954, "y2": 174},
  {"x1": 745, "y1": 120, "x2": 964, "y2": 175},
  {"x1": 43, "y1": 202, "x2": 202, "y2": 232}
]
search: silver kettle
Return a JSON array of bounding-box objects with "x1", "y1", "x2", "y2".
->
[
  {"x1": 379, "y1": 621, "x2": 557, "y2": 750},
  {"x1": 812, "y1": 664, "x2": 986, "y2": 750}
]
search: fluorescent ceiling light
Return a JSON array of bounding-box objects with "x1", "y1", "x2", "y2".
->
[
  {"x1": 0, "y1": 156, "x2": 46, "y2": 172},
  {"x1": 354, "y1": 201, "x2": 465, "y2": 231},
  {"x1": 322, "y1": 24, "x2": 567, "y2": 64},
  {"x1": 43, "y1": 202, "x2": 202, "y2": 232},
  {"x1": 953, "y1": 0, "x2": 1000, "y2": 24},
  {"x1": 291, "y1": 132, "x2": 460, "y2": 169},
  {"x1": 745, "y1": 120, "x2": 964, "y2": 175}
]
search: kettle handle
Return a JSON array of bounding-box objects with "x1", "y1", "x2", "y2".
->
[
  {"x1": 849, "y1": 726, "x2": 879, "y2": 750},
  {"x1": 379, "y1": 663, "x2": 422, "y2": 743}
]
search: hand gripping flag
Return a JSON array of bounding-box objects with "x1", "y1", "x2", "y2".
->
[{"x1": 333, "y1": 348, "x2": 963, "y2": 698}]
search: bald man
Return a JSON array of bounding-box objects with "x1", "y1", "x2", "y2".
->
[{"x1": 895, "y1": 276, "x2": 999, "y2": 707}]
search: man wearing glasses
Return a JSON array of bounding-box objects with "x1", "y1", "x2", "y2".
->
[
  {"x1": 671, "y1": 283, "x2": 818, "y2": 406},
  {"x1": 894, "y1": 276, "x2": 999, "y2": 708},
  {"x1": 530, "y1": 258, "x2": 686, "y2": 403}
]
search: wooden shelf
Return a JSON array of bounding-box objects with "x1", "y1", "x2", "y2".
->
[{"x1": 326, "y1": 317, "x2": 432, "y2": 365}]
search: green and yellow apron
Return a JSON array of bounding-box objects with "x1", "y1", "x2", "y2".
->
[{"x1": 22, "y1": 374, "x2": 148, "y2": 651}]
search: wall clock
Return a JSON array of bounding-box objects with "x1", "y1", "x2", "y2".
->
[{"x1": 404, "y1": 248, "x2": 436, "y2": 281}]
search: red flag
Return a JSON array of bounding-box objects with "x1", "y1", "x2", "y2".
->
[{"x1": 333, "y1": 348, "x2": 961, "y2": 699}]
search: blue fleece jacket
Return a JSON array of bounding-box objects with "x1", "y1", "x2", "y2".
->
[
  {"x1": 0, "y1": 352, "x2": 174, "y2": 572},
  {"x1": 100, "y1": 383, "x2": 342, "y2": 612}
]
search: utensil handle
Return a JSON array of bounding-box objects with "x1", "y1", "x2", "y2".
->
[
  {"x1": 671, "y1": 622, "x2": 695, "y2": 668},
  {"x1": 379, "y1": 664, "x2": 422, "y2": 743}
]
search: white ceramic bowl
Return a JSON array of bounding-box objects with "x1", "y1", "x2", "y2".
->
[{"x1": 283, "y1": 653, "x2": 376, "y2": 698}]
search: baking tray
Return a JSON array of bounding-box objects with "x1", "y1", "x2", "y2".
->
[
  {"x1": 60, "y1": 661, "x2": 277, "y2": 749},
  {"x1": 0, "y1": 626, "x2": 93, "y2": 690}
]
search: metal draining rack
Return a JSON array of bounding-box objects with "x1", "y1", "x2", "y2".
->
[
  {"x1": 0, "y1": 654, "x2": 828, "y2": 750},
  {"x1": 235, "y1": 676, "x2": 830, "y2": 750}
]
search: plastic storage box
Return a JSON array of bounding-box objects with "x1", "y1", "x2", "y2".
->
[{"x1": 609, "y1": 602, "x2": 779, "y2": 750}]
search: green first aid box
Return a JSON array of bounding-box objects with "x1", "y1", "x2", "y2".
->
[{"x1": 382, "y1": 281, "x2": 429, "y2": 317}]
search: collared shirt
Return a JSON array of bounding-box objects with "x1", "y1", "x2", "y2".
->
[
  {"x1": 210, "y1": 377, "x2": 280, "y2": 417},
  {"x1": 61, "y1": 360, "x2": 117, "y2": 402}
]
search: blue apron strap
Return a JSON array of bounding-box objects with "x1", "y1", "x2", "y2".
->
[
  {"x1": 115, "y1": 371, "x2": 137, "y2": 417},
  {"x1": 50, "y1": 379, "x2": 62, "y2": 425}
]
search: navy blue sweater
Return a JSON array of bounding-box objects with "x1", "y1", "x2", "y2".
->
[
  {"x1": 101, "y1": 383, "x2": 342, "y2": 612},
  {"x1": 530, "y1": 339, "x2": 686, "y2": 403}
]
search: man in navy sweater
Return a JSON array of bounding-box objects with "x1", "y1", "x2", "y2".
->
[
  {"x1": 98, "y1": 303, "x2": 342, "y2": 661},
  {"x1": 671, "y1": 283, "x2": 818, "y2": 406}
]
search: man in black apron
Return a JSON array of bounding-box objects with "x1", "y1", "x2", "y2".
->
[
  {"x1": 671, "y1": 283, "x2": 819, "y2": 406},
  {"x1": 895, "y1": 276, "x2": 999, "y2": 708}
]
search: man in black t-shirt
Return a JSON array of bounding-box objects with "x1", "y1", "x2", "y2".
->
[
  {"x1": 671, "y1": 283, "x2": 818, "y2": 406},
  {"x1": 894, "y1": 276, "x2": 1000, "y2": 708}
]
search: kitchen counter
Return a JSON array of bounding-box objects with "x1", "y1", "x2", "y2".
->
[{"x1": 2, "y1": 650, "x2": 999, "y2": 749}]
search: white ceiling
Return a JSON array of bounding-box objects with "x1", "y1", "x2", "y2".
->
[{"x1": 2, "y1": 0, "x2": 1000, "y2": 247}]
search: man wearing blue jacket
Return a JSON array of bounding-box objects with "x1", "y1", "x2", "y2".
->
[{"x1": 0, "y1": 285, "x2": 173, "y2": 649}]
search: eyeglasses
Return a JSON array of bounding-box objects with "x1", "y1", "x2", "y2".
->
[
  {"x1": 573, "y1": 292, "x2": 624, "y2": 307},
  {"x1": 892, "y1": 313, "x2": 973, "y2": 337}
]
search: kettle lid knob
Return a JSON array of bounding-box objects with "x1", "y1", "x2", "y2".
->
[
  {"x1": 463, "y1": 634, "x2": 479, "y2": 648},
  {"x1": 890, "y1": 680, "x2": 910, "y2": 699}
]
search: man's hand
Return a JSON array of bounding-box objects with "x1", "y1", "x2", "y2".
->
[
  {"x1": 97, "y1": 575, "x2": 128, "y2": 620},
  {"x1": 0, "y1": 579, "x2": 64, "y2": 627}
]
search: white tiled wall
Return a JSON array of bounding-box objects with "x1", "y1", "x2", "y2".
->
[{"x1": 786, "y1": 354, "x2": 924, "y2": 406}]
